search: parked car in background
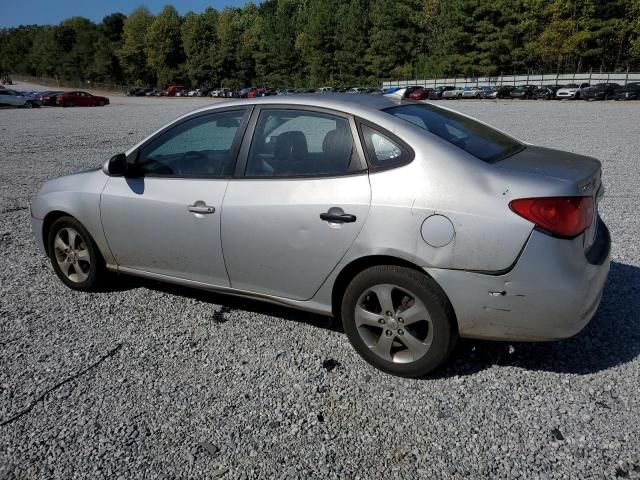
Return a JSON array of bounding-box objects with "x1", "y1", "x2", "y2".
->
[
  {"x1": 428, "y1": 86, "x2": 455, "y2": 99},
  {"x1": 383, "y1": 87, "x2": 402, "y2": 95},
  {"x1": 614, "y1": 82, "x2": 640, "y2": 100},
  {"x1": 533, "y1": 85, "x2": 563, "y2": 100},
  {"x1": 187, "y1": 88, "x2": 208, "y2": 97},
  {"x1": 398, "y1": 86, "x2": 422, "y2": 97},
  {"x1": 485, "y1": 85, "x2": 515, "y2": 99},
  {"x1": 442, "y1": 86, "x2": 465, "y2": 99},
  {"x1": 408, "y1": 87, "x2": 433, "y2": 100},
  {"x1": 162, "y1": 85, "x2": 185, "y2": 96},
  {"x1": 555, "y1": 83, "x2": 590, "y2": 100},
  {"x1": 473, "y1": 86, "x2": 495, "y2": 98},
  {"x1": 318, "y1": 86, "x2": 334, "y2": 93},
  {"x1": 31, "y1": 94, "x2": 610, "y2": 378},
  {"x1": 211, "y1": 88, "x2": 232, "y2": 97},
  {"x1": 56, "y1": 91, "x2": 109, "y2": 107},
  {"x1": 37, "y1": 90, "x2": 63, "y2": 106},
  {"x1": 582, "y1": 83, "x2": 621, "y2": 101},
  {"x1": 510, "y1": 85, "x2": 537, "y2": 99},
  {"x1": 0, "y1": 89, "x2": 41, "y2": 108},
  {"x1": 461, "y1": 86, "x2": 486, "y2": 99}
]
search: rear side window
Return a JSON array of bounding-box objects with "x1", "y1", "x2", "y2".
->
[
  {"x1": 245, "y1": 109, "x2": 363, "y2": 177},
  {"x1": 385, "y1": 104, "x2": 524, "y2": 163},
  {"x1": 360, "y1": 125, "x2": 411, "y2": 168}
]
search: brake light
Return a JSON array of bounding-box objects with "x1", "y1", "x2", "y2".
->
[{"x1": 509, "y1": 196, "x2": 593, "y2": 238}]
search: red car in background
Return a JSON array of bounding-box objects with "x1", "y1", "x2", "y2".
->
[
  {"x1": 163, "y1": 84, "x2": 185, "y2": 96},
  {"x1": 408, "y1": 87, "x2": 433, "y2": 100},
  {"x1": 56, "y1": 91, "x2": 109, "y2": 107}
]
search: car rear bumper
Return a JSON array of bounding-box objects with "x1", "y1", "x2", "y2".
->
[{"x1": 428, "y1": 218, "x2": 611, "y2": 341}]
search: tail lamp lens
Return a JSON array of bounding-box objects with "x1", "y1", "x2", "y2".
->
[{"x1": 509, "y1": 196, "x2": 594, "y2": 238}]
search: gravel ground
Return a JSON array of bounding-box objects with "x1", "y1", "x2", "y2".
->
[{"x1": 0, "y1": 85, "x2": 639, "y2": 479}]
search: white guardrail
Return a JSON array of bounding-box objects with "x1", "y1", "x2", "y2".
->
[{"x1": 382, "y1": 72, "x2": 640, "y2": 89}]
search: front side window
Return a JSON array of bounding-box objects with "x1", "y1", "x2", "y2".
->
[
  {"x1": 135, "y1": 110, "x2": 246, "y2": 177},
  {"x1": 385, "y1": 104, "x2": 524, "y2": 163},
  {"x1": 245, "y1": 109, "x2": 362, "y2": 177}
]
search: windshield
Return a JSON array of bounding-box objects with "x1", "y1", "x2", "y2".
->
[{"x1": 385, "y1": 104, "x2": 524, "y2": 163}]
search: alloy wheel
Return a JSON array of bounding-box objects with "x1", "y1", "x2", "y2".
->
[
  {"x1": 355, "y1": 284, "x2": 433, "y2": 364},
  {"x1": 53, "y1": 227, "x2": 91, "y2": 283}
]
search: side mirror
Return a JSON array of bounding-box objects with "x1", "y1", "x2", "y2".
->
[{"x1": 103, "y1": 153, "x2": 127, "y2": 176}]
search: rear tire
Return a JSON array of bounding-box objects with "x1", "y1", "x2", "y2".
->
[
  {"x1": 47, "y1": 216, "x2": 107, "y2": 291},
  {"x1": 24, "y1": 101, "x2": 33, "y2": 109},
  {"x1": 341, "y1": 265, "x2": 458, "y2": 377}
]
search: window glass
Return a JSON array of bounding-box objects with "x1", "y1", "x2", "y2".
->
[
  {"x1": 361, "y1": 125, "x2": 409, "y2": 167},
  {"x1": 245, "y1": 109, "x2": 362, "y2": 177},
  {"x1": 136, "y1": 110, "x2": 245, "y2": 177},
  {"x1": 385, "y1": 104, "x2": 524, "y2": 163}
]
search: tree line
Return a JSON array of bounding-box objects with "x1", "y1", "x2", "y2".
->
[{"x1": 1, "y1": 0, "x2": 639, "y2": 89}]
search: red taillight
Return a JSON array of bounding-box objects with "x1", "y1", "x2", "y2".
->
[{"x1": 509, "y1": 196, "x2": 593, "y2": 238}]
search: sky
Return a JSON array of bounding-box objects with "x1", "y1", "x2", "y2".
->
[{"x1": 0, "y1": 1, "x2": 256, "y2": 28}]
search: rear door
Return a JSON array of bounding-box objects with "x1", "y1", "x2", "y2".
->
[{"x1": 221, "y1": 106, "x2": 371, "y2": 300}]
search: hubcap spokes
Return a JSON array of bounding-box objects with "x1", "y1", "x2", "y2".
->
[
  {"x1": 53, "y1": 228, "x2": 90, "y2": 283},
  {"x1": 356, "y1": 284, "x2": 433, "y2": 364}
]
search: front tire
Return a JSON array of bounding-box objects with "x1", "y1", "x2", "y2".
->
[
  {"x1": 341, "y1": 265, "x2": 458, "y2": 377},
  {"x1": 47, "y1": 216, "x2": 106, "y2": 291}
]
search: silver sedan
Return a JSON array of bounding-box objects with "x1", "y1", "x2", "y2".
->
[{"x1": 30, "y1": 94, "x2": 610, "y2": 377}]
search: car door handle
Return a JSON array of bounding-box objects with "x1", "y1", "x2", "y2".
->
[
  {"x1": 320, "y1": 212, "x2": 357, "y2": 223},
  {"x1": 188, "y1": 201, "x2": 215, "y2": 214}
]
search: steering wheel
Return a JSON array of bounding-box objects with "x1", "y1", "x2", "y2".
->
[{"x1": 177, "y1": 150, "x2": 208, "y2": 176}]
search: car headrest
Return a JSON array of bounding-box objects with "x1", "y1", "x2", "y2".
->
[
  {"x1": 322, "y1": 128, "x2": 353, "y2": 170},
  {"x1": 274, "y1": 131, "x2": 308, "y2": 166}
]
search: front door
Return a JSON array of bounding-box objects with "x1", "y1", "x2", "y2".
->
[
  {"x1": 221, "y1": 107, "x2": 371, "y2": 300},
  {"x1": 101, "y1": 108, "x2": 249, "y2": 286}
]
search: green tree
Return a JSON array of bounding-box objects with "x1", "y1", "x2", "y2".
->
[
  {"x1": 297, "y1": 0, "x2": 338, "y2": 86},
  {"x1": 182, "y1": 8, "x2": 219, "y2": 86},
  {"x1": 255, "y1": 0, "x2": 301, "y2": 87},
  {"x1": 333, "y1": 0, "x2": 370, "y2": 84},
  {"x1": 364, "y1": 0, "x2": 420, "y2": 81},
  {"x1": 118, "y1": 7, "x2": 154, "y2": 85},
  {"x1": 145, "y1": 6, "x2": 185, "y2": 87}
]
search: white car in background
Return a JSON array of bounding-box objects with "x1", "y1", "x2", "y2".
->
[
  {"x1": 442, "y1": 87, "x2": 465, "y2": 99},
  {"x1": 556, "y1": 83, "x2": 590, "y2": 100},
  {"x1": 461, "y1": 86, "x2": 486, "y2": 99}
]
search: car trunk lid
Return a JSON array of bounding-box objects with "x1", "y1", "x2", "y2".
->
[{"x1": 497, "y1": 145, "x2": 603, "y2": 250}]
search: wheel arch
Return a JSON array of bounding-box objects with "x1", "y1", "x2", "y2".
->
[
  {"x1": 42, "y1": 210, "x2": 73, "y2": 256},
  {"x1": 330, "y1": 255, "x2": 455, "y2": 322}
]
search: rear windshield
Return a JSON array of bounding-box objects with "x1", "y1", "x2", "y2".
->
[{"x1": 385, "y1": 104, "x2": 524, "y2": 163}]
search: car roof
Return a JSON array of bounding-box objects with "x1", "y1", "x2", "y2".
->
[{"x1": 191, "y1": 93, "x2": 407, "y2": 117}]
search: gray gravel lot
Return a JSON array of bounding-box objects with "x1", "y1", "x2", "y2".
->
[{"x1": 0, "y1": 87, "x2": 639, "y2": 479}]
